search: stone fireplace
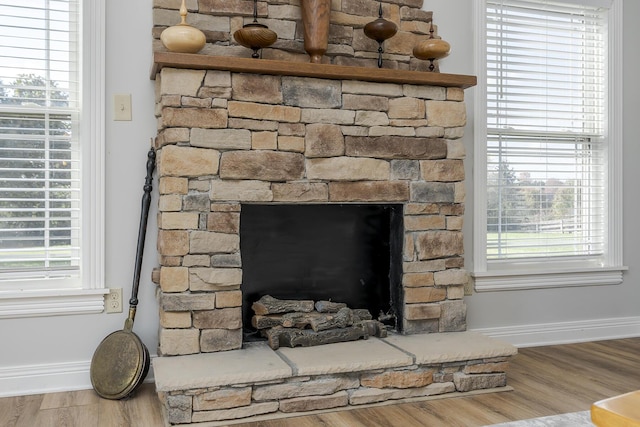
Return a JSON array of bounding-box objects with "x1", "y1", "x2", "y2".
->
[{"x1": 150, "y1": 1, "x2": 516, "y2": 425}]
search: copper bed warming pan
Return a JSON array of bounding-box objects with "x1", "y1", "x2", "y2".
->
[{"x1": 90, "y1": 147, "x2": 155, "y2": 399}]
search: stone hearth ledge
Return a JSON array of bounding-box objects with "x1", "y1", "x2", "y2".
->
[{"x1": 154, "y1": 331, "x2": 516, "y2": 393}]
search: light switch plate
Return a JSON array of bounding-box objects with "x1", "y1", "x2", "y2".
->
[{"x1": 113, "y1": 94, "x2": 132, "y2": 121}]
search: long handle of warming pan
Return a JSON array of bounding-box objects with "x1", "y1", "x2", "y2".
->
[{"x1": 125, "y1": 147, "x2": 156, "y2": 331}]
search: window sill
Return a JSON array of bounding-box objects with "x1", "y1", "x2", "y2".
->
[
  {"x1": 471, "y1": 266, "x2": 628, "y2": 292},
  {"x1": 0, "y1": 289, "x2": 109, "y2": 319}
]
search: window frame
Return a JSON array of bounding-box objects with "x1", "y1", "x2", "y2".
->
[
  {"x1": 0, "y1": 0, "x2": 106, "y2": 317},
  {"x1": 472, "y1": 0, "x2": 626, "y2": 291}
]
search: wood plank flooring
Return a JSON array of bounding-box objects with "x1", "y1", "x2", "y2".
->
[{"x1": 1, "y1": 337, "x2": 639, "y2": 427}]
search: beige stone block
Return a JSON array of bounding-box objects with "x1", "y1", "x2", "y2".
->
[
  {"x1": 421, "y1": 159, "x2": 464, "y2": 182},
  {"x1": 278, "y1": 135, "x2": 305, "y2": 153},
  {"x1": 191, "y1": 128, "x2": 252, "y2": 150},
  {"x1": 355, "y1": 111, "x2": 389, "y2": 127},
  {"x1": 193, "y1": 307, "x2": 242, "y2": 329},
  {"x1": 329, "y1": 181, "x2": 409, "y2": 202},
  {"x1": 426, "y1": 101, "x2": 467, "y2": 128},
  {"x1": 453, "y1": 372, "x2": 506, "y2": 392},
  {"x1": 204, "y1": 70, "x2": 231, "y2": 87},
  {"x1": 159, "y1": 310, "x2": 192, "y2": 328},
  {"x1": 389, "y1": 119, "x2": 428, "y2": 127},
  {"x1": 402, "y1": 272, "x2": 435, "y2": 288},
  {"x1": 305, "y1": 123, "x2": 345, "y2": 157},
  {"x1": 388, "y1": 97, "x2": 426, "y2": 119},
  {"x1": 341, "y1": 125, "x2": 369, "y2": 136},
  {"x1": 403, "y1": 259, "x2": 446, "y2": 273},
  {"x1": 403, "y1": 232, "x2": 415, "y2": 262},
  {"x1": 279, "y1": 391, "x2": 349, "y2": 413},
  {"x1": 447, "y1": 87, "x2": 465, "y2": 102},
  {"x1": 190, "y1": 231, "x2": 240, "y2": 254},
  {"x1": 405, "y1": 215, "x2": 446, "y2": 231},
  {"x1": 191, "y1": 401, "x2": 278, "y2": 423},
  {"x1": 182, "y1": 97, "x2": 212, "y2": 108},
  {"x1": 349, "y1": 382, "x2": 455, "y2": 406},
  {"x1": 306, "y1": 157, "x2": 390, "y2": 181},
  {"x1": 159, "y1": 177, "x2": 189, "y2": 195},
  {"x1": 455, "y1": 182, "x2": 466, "y2": 204},
  {"x1": 447, "y1": 285, "x2": 465, "y2": 300},
  {"x1": 182, "y1": 255, "x2": 211, "y2": 267},
  {"x1": 160, "y1": 212, "x2": 199, "y2": 230},
  {"x1": 345, "y1": 136, "x2": 447, "y2": 160},
  {"x1": 158, "y1": 230, "x2": 189, "y2": 256},
  {"x1": 415, "y1": 231, "x2": 463, "y2": 260},
  {"x1": 161, "y1": 107, "x2": 228, "y2": 129},
  {"x1": 252, "y1": 131, "x2": 278, "y2": 150},
  {"x1": 342, "y1": 80, "x2": 403, "y2": 97},
  {"x1": 190, "y1": 267, "x2": 242, "y2": 291},
  {"x1": 207, "y1": 212, "x2": 239, "y2": 234},
  {"x1": 230, "y1": 118, "x2": 278, "y2": 131},
  {"x1": 447, "y1": 216, "x2": 464, "y2": 231},
  {"x1": 160, "y1": 267, "x2": 189, "y2": 292},
  {"x1": 215, "y1": 290, "x2": 242, "y2": 308},
  {"x1": 300, "y1": 108, "x2": 355, "y2": 125},
  {"x1": 159, "y1": 194, "x2": 182, "y2": 212},
  {"x1": 220, "y1": 151, "x2": 304, "y2": 181},
  {"x1": 159, "y1": 328, "x2": 200, "y2": 356},
  {"x1": 403, "y1": 84, "x2": 446, "y2": 100},
  {"x1": 159, "y1": 145, "x2": 220, "y2": 177},
  {"x1": 369, "y1": 126, "x2": 415, "y2": 137},
  {"x1": 160, "y1": 69, "x2": 205, "y2": 96},
  {"x1": 278, "y1": 122, "x2": 306, "y2": 136},
  {"x1": 157, "y1": 128, "x2": 190, "y2": 146},
  {"x1": 404, "y1": 303, "x2": 442, "y2": 320},
  {"x1": 445, "y1": 127, "x2": 465, "y2": 139},
  {"x1": 405, "y1": 203, "x2": 440, "y2": 215},
  {"x1": 272, "y1": 182, "x2": 329, "y2": 202},
  {"x1": 342, "y1": 94, "x2": 389, "y2": 111},
  {"x1": 210, "y1": 180, "x2": 273, "y2": 202},
  {"x1": 361, "y1": 369, "x2": 433, "y2": 389},
  {"x1": 253, "y1": 377, "x2": 359, "y2": 401},
  {"x1": 232, "y1": 73, "x2": 282, "y2": 104},
  {"x1": 434, "y1": 269, "x2": 468, "y2": 286},
  {"x1": 211, "y1": 203, "x2": 241, "y2": 212},
  {"x1": 463, "y1": 361, "x2": 510, "y2": 375},
  {"x1": 200, "y1": 328, "x2": 243, "y2": 353},
  {"x1": 194, "y1": 387, "x2": 251, "y2": 411},
  {"x1": 447, "y1": 140, "x2": 466, "y2": 159},
  {"x1": 404, "y1": 287, "x2": 447, "y2": 303},
  {"x1": 161, "y1": 292, "x2": 216, "y2": 312},
  {"x1": 282, "y1": 76, "x2": 342, "y2": 109},
  {"x1": 439, "y1": 300, "x2": 467, "y2": 332},
  {"x1": 415, "y1": 126, "x2": 445, "y2": 138},
  {"x1": 228, "y1": 101, "x2": 300, "y2": 123}
]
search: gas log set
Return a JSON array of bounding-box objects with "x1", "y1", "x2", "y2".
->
[{"x1": 251, "y1": 295, "x2": 388, "y2": 350}]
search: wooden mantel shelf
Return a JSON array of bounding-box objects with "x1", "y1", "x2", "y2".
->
[{"x1": 151, "y1": 52, "x2": 477, "y2": 89}]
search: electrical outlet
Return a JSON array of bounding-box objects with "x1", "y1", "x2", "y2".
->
[
  {"x1": 105, "y1": 288, "x2": 123, "y2": 313},
  {"x1": 464, "y1": 278, "x2": 474, "y2": 296}
]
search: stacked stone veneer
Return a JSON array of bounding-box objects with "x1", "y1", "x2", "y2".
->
[
  {"x1": 153, "y1": 0, "x2": 441, "y2": 71},
  {"x1": 154, "y1": 66, "x2": 468, "y2": 356}
]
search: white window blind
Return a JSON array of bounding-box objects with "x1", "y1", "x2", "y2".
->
[
  {"x1": 0, "y1": 1, "x2": 81, "y2": 284},
  {"x1": 485, "y1": 0, "x2": 608, "y2": 262}
]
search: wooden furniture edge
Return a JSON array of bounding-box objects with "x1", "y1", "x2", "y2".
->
[{"x1": 150, "y1": 52, "x2": 477, "y2": 89}]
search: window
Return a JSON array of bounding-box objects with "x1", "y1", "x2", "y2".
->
[
  {"x1": 0, "y1": 0, "x2": 105, "y2": 317},
  {"x1": 473, "y1": 0, "x2": 625, "y2": 291}
]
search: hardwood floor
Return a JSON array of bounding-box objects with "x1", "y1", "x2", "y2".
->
[{"x1": 1, "y1": 338, "x2": 639, "y2": 427}]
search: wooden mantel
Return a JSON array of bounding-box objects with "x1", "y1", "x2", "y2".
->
[{"x1": 151, "y1": 52, "x2": 477, "y2": 89}]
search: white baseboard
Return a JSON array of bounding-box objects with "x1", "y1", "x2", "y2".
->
[
  {"x1": 470, "y1": 316, "x2": 640, "y2": 348},
  {"x1": 0, "y1": 358, "x2": 156, "y2": 398}
]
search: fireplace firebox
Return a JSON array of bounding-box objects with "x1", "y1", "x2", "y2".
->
[{"x1": 240, "y1": 203, "x2": 404, "y2": 336}]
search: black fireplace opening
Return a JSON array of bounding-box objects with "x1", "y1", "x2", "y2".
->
[{"x1": 240, "y1": 203, "x2": 404, "y2": 339}]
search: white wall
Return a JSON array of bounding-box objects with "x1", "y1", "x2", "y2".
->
[{"x1": 1, "y1": 0, "x2": 638, "y2": 397}]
